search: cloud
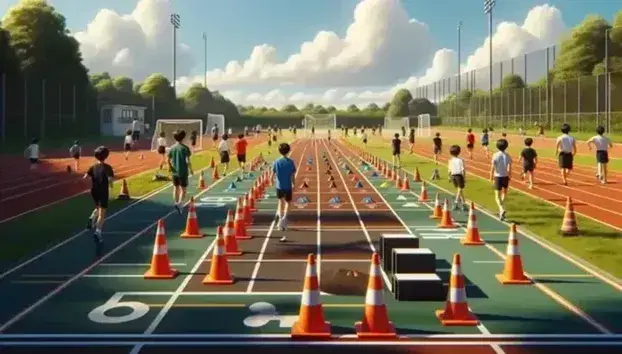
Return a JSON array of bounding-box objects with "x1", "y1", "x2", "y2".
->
[
  {"x1": 218, "y1": 4, "x2": 566, "y2": 108},
  {"x1": 74, "y1": 0, "x2": 194, "y2": 81}
]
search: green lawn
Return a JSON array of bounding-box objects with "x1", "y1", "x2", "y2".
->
[
  {"x1": 0, "y1": 139, "x2": 276, "y2": 268},
  {"x1": 348, "y1": 137, "x2": 622, "y2": 278}
]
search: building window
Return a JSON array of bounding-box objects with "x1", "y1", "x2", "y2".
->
[{"x1": 117, "y1": 109, "x2": 138, "y2": 123}]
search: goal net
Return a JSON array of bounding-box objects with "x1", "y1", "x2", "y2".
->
[
  {"x1": 150, "y1": 119, "x2": 203, "y2": 151},
  {"x1": 417, "y1": 114, "x2": 431, "y2": 137},
  {"x1": 204, "y1": 113, "x2": 226, "y2": 137},
  {"x1": 304, "y1": 114, "x2": 336, "y2": 137},
  {"x1": 384, "y1": 116, "x2": 410, "y2": 136}
]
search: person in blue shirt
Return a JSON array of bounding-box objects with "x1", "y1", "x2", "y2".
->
[{"x1": 272, "y1": 142, "x2": 297, "y2": 236}]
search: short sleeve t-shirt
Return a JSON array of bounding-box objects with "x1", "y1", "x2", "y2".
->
[
  {"x1": 218, "y1": 140, "x2": 230, "y2": 153},
  {"x1": 589, "y1": 135, "x2": 611, "y2": 151},
  {"x1": 392, "y1": 138, "x2": 401, "y2": 153},
  {"x1": 467, "y1": 133, "x2": 475, "y2": 144},
  {"x1": 272, "y1": 157, "x2": 296, "y2": 191},
  {"x1": 124, "y1": 135, "x2": 133, "y2": 144},
  {"x1": 87, "y1": 163, "x2": 114, "y2": 192},
  {"x1": 234, "y1": 139, "x2": 248, "y2": 155},
  {"x1": 168, "y1": 143, "x2": 191, "y2": 177},
  {"x1": 492, "y1": 151, "x2": 512, "y2": 177},
  {"x1": 448, "y1": 157, "x2": 465, "y2": 176},
  {"x1": 556, "y1": 134, "x2": 575, "y2": 153},
  {"x1": 433, "y1": 137, "x2": 442, "y2": 148},
  {"x1": 520, "y1": 147, "x2": 537, "y2": 167}
]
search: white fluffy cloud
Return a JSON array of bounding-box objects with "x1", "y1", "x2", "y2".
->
[{"x1": 74, "y1": 0, "x2": 194, "y2": 81}]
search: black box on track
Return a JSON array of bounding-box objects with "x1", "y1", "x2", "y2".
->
[{"x1": 379, "y1": 234, "x2": 419, "y2": 273}]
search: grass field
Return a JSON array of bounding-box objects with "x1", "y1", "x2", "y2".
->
[
  {"x1": 347, "y1": 137, "x2": 622, "y2": 278},
  {"x1": 0, "y1": 139, "x2": 274, "y2": 270}
]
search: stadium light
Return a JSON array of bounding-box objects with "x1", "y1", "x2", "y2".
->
[
  {"x1": 202, "y1": 32, "x2": 208, "y2": 88},
  {"x1": 457, "y1": 21, "x2": 463, "y2": 93},
  {"x1": 170, "y1": 13, "x2": 181, "y2": 91},
  {"x1": 484, "y1": 0, "x2": 495, "y2": 128}
]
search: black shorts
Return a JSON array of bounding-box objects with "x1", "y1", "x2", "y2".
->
[
  {"x1": 132, "y1": 131, "x2": 140, "y2": 141},
  {"x1": 466, "y1": 143, "x2": 474, "y2": 149},
  {"x1": 409, "y1": 138, "x2": 415, "y2": 144},
  {"x1": 392, "y1": 150, "x2": 400, "y2": 156},
  {"x1": 494, "y1": 176, "x2": 510, "y2": 191},
  {"x1": 172, "y1": 175, "x2": 189, "y2": 188},
  {"x1": 558, "y1": 152, "x2": 573, "y2": 170},
  {"x1": 596, "y1": 150, "x2": 609, "y2": 164},
  {"x1": 237, "y1": 154, "x2": 246, "y2": 163},
  {"x1": 220, "y1": 151, "x2": 230, "y2": 163},
  {"x1": 29, "y1": 158, "x2": 39, "y2": 164},
  {"x1": 452, "y1": 174, "x2": 465, "y2": 189},
  {"x1": 272, "y1": 135, "x2": 277, "y2": 142},
  {"x1": 124, "y1": 143, "x2": 132, "y2": 151},
  {"x1": 212, "y1": 135, "x2": 218, "y2": 141},
  {"x1": 91, "y1": 189, "x2": 109, "y2": 209},
  {"x1": 72, "y1": 153, "x2": 80, "y2": 160},
  {"x1": 276, "y1": 189, "x2": 293, "y2": 202},
  {"x1": 157, "y1": 146, "x2": 166, "y2": 155},
  {"x1": 433, "y1": 147, "x2": 441, "y2": 154},
  {"x1": 523, "y1": 164, "x2": 535, "y2": 173},
  {"x1": 363, "y1": 139, "x2": 368, "y2": 144},
  {"x1": 482, "y1": 142, "x2": 489, "y2": 147}
]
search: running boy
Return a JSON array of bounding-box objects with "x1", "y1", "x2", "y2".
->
[
  {"x1": 190, "y1": 131, "x2": 198, "y2": 151},
  {"x1": 466, "y1": 129, "x2": 475, "y2": 159},
  {"x1": 391, "y1": 133, "x2": 402, "y2": 169},
  {"x1": 327, "y1": 129, "x2": 332, "y2": 142},
  {"x1": 168, "y1": 130, "x2": 194, "y2": 214},
  {"x1": 69, "y1": 140, "x2": 81, "y2": 172},
  {"x1": 362, "y1": 130, "x2": 368, "y2": 148},
  {"x1": 218, "y1": 134, "x2": 231, "y2": 176},
  {"x1": 448, "y1": 145, "x2": 468, "y2": 211},
  {"x1": 84, "y1": 146, "x2": 114, "y2": 256},
  {"x1": 123, "y1": 130, "x2": 133, "y2": 160},
  {"x1": 273, "y1": 143, "x2": 297, "y2": 238},
  {"x1": 156, "y1": 132, "x2": 167, "y2": 169},
  {"x1": 490, "y1": 139, "x2": 512, "y2": 221},
  {"x1": 432, "y1": 132, "x2": 442, "y2": 165},
  {"x1": 25, "y1": 138, "x2": 41, "y2": 171},
  {"x1": 408, "y1": 128, "x2": 415, "y2": 154},
  {"x1": 587, "y1": 125, "x2": 613, "y2": 184},
  {"x1": 481, "y1": 128, "x2": 490, "y2": 158},
  {"x1": 234, "y1": 133, "x2": 248, "y2": 173},
  {"x1": 518, "y1": 138, "x2": 538, "y2": 189},
  {"x1": 555, "y1": 123, "x2": 576, "y2": 186}
]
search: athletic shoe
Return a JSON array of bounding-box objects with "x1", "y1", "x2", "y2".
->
[
  {"x1": 500, "y1": 210, "x2": 506, "y2": 221},
  {"x1": 279, "y1": 236, "x2": 287, "y2": 242},
  {"x1": 86, "y1": 218, "x2": 92, "y2": 230},
  {"x1": 174, "y1": 204, "x2": 182, "y2": 215}
]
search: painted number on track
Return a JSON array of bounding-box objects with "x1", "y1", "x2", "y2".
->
[
  {"x1": 88, "y1": 293, "x2": 149, "y2": 324},
  {"x1": 196, "y1": 196, "x2": 238, "y2": 208}
]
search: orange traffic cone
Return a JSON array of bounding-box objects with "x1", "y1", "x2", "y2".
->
[
  {"x1": 300, "y1": 181, "x2": 309, "y2": 189},
  {"x1": 209, "y1": 156, "x2": 215, "y2": 168},
  {"x1": 437, "y1": 199, "x2": 457, "y2": 228},
  {"x1": 496, "y1": 224, "x2": 531, "y2": 285},
  {"x1": 430, "y1": 193, "x2": 443, "y2": 219},
  {"x1": 418, "y1": 181, "x2": 429, "y2": 202},
  {"x1": 413, "y1": 167, "x2": 422, "y2": 182},
  {"x1": 306, "y1": 165, "x2": 312, "y2": 171},
  {"x1": 244, "y1": 194, "x2": 253, "y2": 225},
  {"x1": 212, "y1": 166, "x2": 220, "y2": 180},
  {"x1": 395, "y1": 174, "x2": 403, "y2": 188},
  {"x1": 328, "y1": 181, "x2": 337, "y2": 188},
  {"x1": 401, "y1": 176, "x2": 410, "y2": 191},
  {"x1": 460, "y1": 202, "x2": 484, "y2": 246},
  {"x1": 223, "y1": 221, "x2": 243, "y2": 256},
  {"x1": 560, "y1": 197, "x2": 579, "y2": 236},
  {"x1": 117, "y1": 179, "x2": 131, "y2": 200},
  {"x1": 327, "y1": 175, "x2": 335, "y2": 181},
  {"x1": 436, "y1": 254, "x2": 479, "y2": 326},
  {"x1": 180, "y1": 197, "x2": 204, "y2": 238},
  {"x1": 144, "y1": 220, "x2": 179, "y2": 279},
  {"x1": 354, "y1": 253, "x2": 396, "y2": 339},
  {"x1": 198, "y1": 171, "x2": 206, "y2": 190},
  {"x1": 234, "y1": 199, "x2": 251, "y2": 240},
  {"x1": 202, "y1": 228, "x2": 235, "y2": 285},
  {"x1": 291, "y1": 254, "x2": 332, "y2": 339},
  {"x1": 248, "y1": 191, "x2": 257, "y2": 212}
]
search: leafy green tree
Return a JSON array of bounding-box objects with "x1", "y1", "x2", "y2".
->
[
  {"x1": 610, "y1": 10, "x2": 622, "y2": 55},
  {"x1": 302, "y1": 103, "x2": 315, "y2": 112},
  {"x1": 326, "y1": 105, "x2": 337, "y2": 113},
  {"x1": 90, "y1": 72, "x2": 111, "y2": 86},
  {"x1": 387, "y1": 88, "x2": 412, "y2": 117},
  {"x1": 346, "y1": 104, "x2": 360, "y2": 113},
  {"x1": 501, "y1": 74, "x2": 526, "y2": 89},
  {"x1": 0, "y1": 25, "x2": 20, "y2": 77},
  {"x1": 181, "y1": 83, "x2": 214, "y2": 115},
  {"x1": 113, "y1": 76, "x2": 134, "y2": 93},
  {"x1": 408, "y1": 98, "x2": 437, "y2": 117},
  {"x1": 281, "y1": 104, "x2": 299, "y2": 112},
  {"x1": 381, "y1": 102, "x2": 391, "y2": 112}
]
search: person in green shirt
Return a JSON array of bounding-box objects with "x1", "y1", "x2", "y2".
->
[{"x1": 168, "y1": 130, "x2": 194, "y2": 214}]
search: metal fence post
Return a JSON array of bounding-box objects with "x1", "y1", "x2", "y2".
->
[
  {"x1": 577, "y1": 76, "x2": 581, "y2": 131},
  {"x1": 24, "y1": 78, "x2": 28, "y2": 138},
  {"x1": 41, "y1": 79, "x2": 46, "y2": 139},
  {"x1": 1, "y1": 73, "x2": 5, "y2": 142}
]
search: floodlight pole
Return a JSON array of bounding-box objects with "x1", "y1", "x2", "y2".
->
[
  {"x1": 170, "y1": 13, "x2": 181, "y2": 91},
  {"x1": 202, "y1": 32, "x2": 207, "y2": 88},
  {"x1": 484, "y1": 0, "x2": 495, "y2": 129},
  {"x1": 457, "y1": 21, "x2": 463, "y2": 93}
]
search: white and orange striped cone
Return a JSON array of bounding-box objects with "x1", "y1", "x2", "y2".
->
[
  {"x1": 248, "y1": 191, "x2": 257, "y2": 212},
  {"x1": 233, "y1": 199, "x2": 251, "y2": 240},
  {"x1": 223, "y1": 222, "x2": 243, "y2": 256},
  {"x1": 560, "y1": 197, "x2": 579, "y2": 236},
  {"x1": 212, "y1": 165, "x2": 220, "y2": 180},
  {"x1": 401, "y1": 175, "x2": 410, "y2": 191},
  {"x1": 430, "y1": 193, "x2": 443, "y2": 219},
  {"x1": 180, "y1": 197, "x2": 204, "y2": 238},
  {"x1": 436, "y1": 254, "x2": 479, "y2": 326},
  {"x1": 291, "y1": 253, "x2": 332, "y2": 339},
  {"x1": 437, "y1": 199, "x2": 457, "y2": 228},
  {"x1": 395, "y1": 174, "x2": 403, "y2": 189},
  {"x1": 243, "y1": 193, "x2": 254, "y2": 225},
  {"x1": 198, "y1": 171, "x2": 206, "y2": 190},
  {"x1": 496, "y1": 224, "x2": 531, "y2": 285},
  {"x1": 418, "y1": 181, "x2": 429, "y2": 202},
  {"x1": 460, "y1": 202, "x2": 484, "y2": 246},
  {"x1": 117, "y1": 179, "x2": 131, "y2": 200},
  {"x1": 209, "y1": 156, "x2": 215, "y2": 168},
  {"x1": 413, "y1": 167, "x2": 422, "y2": 182},
  {"x1": 144, "y1": 220, "x2": 179, "y2": 279},
  {"x1": 355, "y1": 253, "x2": 396, "y2": 339},
  {"x1": 202, "y1": 228, "x2": 235, "y2": 285}
]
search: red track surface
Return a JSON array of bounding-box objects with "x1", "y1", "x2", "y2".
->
[
  {"x1": 374, "y1": 132, "x2": 622, "y2": 230},
  {"x1": 0, "y1": 136, "x2": 266, "y2": 223}
]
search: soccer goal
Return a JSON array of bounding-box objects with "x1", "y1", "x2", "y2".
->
[
  {"x1": 384, "y1": 116, "x2": 410, "y2": 136},
  {"x1": 150, "y1": 119, "x2": 203, "y2": 151},
  {"x1": 204, "y1": 113, "x2": 226, "y2": 137},
  {"x1": 417, "y1": 114, "x2": 432, "y2": 137},
  {"x1": 304, "y1": 114, "x2": 336, "y2": 137}
]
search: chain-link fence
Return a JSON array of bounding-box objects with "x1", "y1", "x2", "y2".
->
[{"x1": 413, "y1": 46, "x2": 622, "y2": 134}]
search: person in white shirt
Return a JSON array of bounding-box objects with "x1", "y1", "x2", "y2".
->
[
  {"x1": 587, "y1": 125, "x2": 613, "y2": 184},
  {"x1": 227, "y1": 127, "x2": 233, "y2": 136},
  {"x1": 490, "y1": 139, "x2": 512, "y2": 221},
  {"x1": 555, "y1": 123, "x2": 577, "y2": 186},
  {"x1": 448, "y1": 145, "x2": 468, "y2": 212},
  {"x1": 123, "y1": 130, "x2": 133, "y2": 160},
  {"x1": 156, "y1": 131, "x2": 167, "y2": 169},
  {"x1": 218, "y1": 134, "x2": 231, "y2": 176},
  {"x1": 131, "y1": 118, "x2": 141, "y2": 149},
  {"x1": 69, "y1": 140, "x2": 82, "y2": 172},
  {"x1": 24, "y1": 138, "x2": 41, "y2": 171}
]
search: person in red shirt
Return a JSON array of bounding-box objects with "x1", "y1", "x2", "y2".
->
[
  {"x1": 466, "y1": 128, "x2": 476, "y2": 159},
  {"x1": 234, "y1": 133, "x2": 249, "y2": 174}
]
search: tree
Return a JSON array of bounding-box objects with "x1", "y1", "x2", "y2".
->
[
  {"x1": 387, "y1": 88, "x2": 412, "y2": 117},
  {"x1": 365, "y1": 103, "x2": 380, "y2": 112},
  {"x1": 90, "y1": 72, "x2": 111, "y2": 86},
  {"x1": 181, "y1": 83, "x2": 214, "y2": 115},
  {"x1": 326, "y1": 105, "x2": 337, "y2": 113},
  {"x1": 281, "y1": 104, "x2": 299, "y2": 112},
  {"x1": 302, "y1": 103, "x2": 315, "y2": 112},
  {"x1": 313, "y1": 106, "x2": 328, "y2": 114},
  {"x1": 408, "y1": 98, "x2": 437, "y2": 117},
  {"x1": 113, "y1": 76, "x2": 134, "y2": 93},
  {"x1": 610, "y1": 10, "x2": 622, "y2": 55},
  {"x1": 501, "y1": 74, "x2": 526, "y2": 89},
  {"x1": 0, "y1": 25, "x2": 20, "y2": 78},
  {"x1": 381, "y1": 102, "x2": 391, "y2": 112},
  {"x1": 346, "y1": 104, "x2": 360, "y2": 113}
]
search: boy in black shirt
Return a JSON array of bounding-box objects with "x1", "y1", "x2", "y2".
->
[
  {"x1": 432, "y1": 132, "x2": 442, "y2": 165},
  {"x1": 518, "y1": 138, "x2": 538, "y2": 189},
  {"x1": 84, "y1": 146, "x2": 115, "y2": 255},
  {"x1": 391, "y1": 133, "x2": 402, "y2": 169}
]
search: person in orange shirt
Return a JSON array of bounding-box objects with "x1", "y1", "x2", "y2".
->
[
  {"x1": 466, "y1": 128, "x2": 475, "y2": 159},
  {"x1": 234, "y1": 133, "x2": 249, "y2": 175}
]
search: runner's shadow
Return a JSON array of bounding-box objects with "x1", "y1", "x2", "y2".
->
[
  {"x1": 534, "y1": 278, "x2": 596, "y2": 284},
  {"x1": 476, "y1": 313, "x2": 553, "y2": 323}
]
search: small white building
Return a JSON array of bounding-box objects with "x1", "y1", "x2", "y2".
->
[{"x1": 100, "y1": 104, "x2": 147, "y2": 136}]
